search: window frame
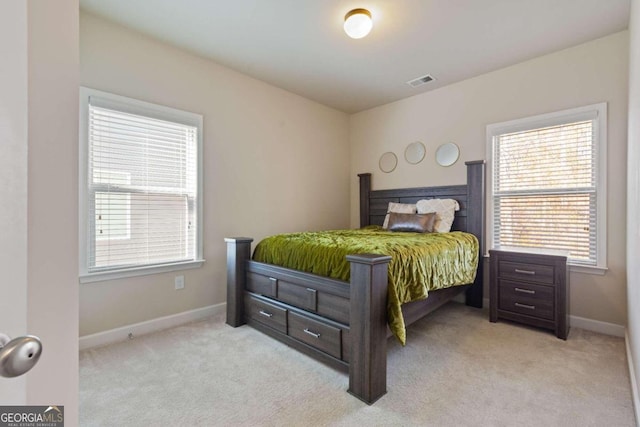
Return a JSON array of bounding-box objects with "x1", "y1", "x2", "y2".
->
[
  {"x1": 486, "y1": 103, "x2": 607, "y2": 275},
  {"x1": 79, "y1": 87, "x2": 204, "y2": 283}
]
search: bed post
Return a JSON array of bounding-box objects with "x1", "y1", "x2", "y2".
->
[
  {"x1": 225, "y1": 237, "x2": 254, "y2": 327},
  {"x1": 346, "y1": 253, "x2": 391, "y2": 404},
  {"x1": 358, "y1": 173, "x2": 371, "y2": 227},
  {"x1": 464, "y1": 160, "x2": 486, "y2": 308}
]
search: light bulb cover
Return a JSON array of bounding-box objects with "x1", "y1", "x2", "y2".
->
[{"x1": 344, "y1": 8, "x2": 372, "y2": 39}]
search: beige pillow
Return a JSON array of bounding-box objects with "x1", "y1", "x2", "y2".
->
[
  {"x1": 387, "y1": 212, "x2": 437, "y2": 233},
  {"x1": 382, "y1": 202, "x2": 416, "y2": 228},
  {"x1": 416, "y1": 199, "x2": 460, "y2": 232}
]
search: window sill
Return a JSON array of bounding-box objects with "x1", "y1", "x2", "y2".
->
[
  {"x1": 569, "y1": 264, "x2": 608, "y2": 276},
  {"x1": 79, "y1": 259, "x2": 205, "y2": 284}
]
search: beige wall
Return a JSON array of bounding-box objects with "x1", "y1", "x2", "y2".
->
[
  {"x1": 626, "y1": 0, "x2": 640, "y2": 410},
  {"x1": 350, "y1": 32, "x2": 629, "y2": 326},
  {"x1": 25, "y1": 0, "x2": 79, "y2": 421},
  {"x1": 79, "y1": 12, "x2": 350, "y2": 336}
]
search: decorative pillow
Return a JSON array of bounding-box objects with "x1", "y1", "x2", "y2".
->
[
  {"x1": 416, "y1": 199, "x2": 460, "y2": 232},
  {"x1": 382, "y1": 202, "x2": 416, "y2": 229},
  {"x1": 387, "y1": 212, "x2": 436, "y2": 233}
]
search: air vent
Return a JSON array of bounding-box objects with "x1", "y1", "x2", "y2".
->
[{"x1": 407, "y1": 74, "x2": 435, "y2": 88}]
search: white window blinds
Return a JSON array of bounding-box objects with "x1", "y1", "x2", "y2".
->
[
  {"x1": 490, "y1": 104, "x2": 606, "y2": 267},
  {"x1": 81, "y1": 89, "x2": 203, "y2": 279}
]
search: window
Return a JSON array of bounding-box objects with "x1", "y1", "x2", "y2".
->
[
  {"x1": 79, "y1": 87, "x2": 203, "y2": 282},
  {"x1": 487, "y1": 103, "x2": 607, "y2": 272},
  {"x1": 94, "y1": 170, "x2": 131, "y2": 241}
]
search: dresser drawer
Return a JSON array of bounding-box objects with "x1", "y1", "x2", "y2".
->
[
  {"x1": 288, "y1": 311, "x2": 342, "y2": 359},
  {"x1": 499, "y1": 280, "x2": 554, "y2": 320},
  {"x1": 499, "y1": 260, "x2": 555, "y2": 285},
  {"x1": 245, "y1": 294, "x2": 287, "y2": 333}
]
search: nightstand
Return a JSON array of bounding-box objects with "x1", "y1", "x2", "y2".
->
[{"x1": 489, "y1": 249, "x2": 569, "y2": 340}]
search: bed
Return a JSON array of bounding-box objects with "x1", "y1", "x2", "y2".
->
[{"x1": 225, "y1": 160, "x2": 485, "y2": 404}]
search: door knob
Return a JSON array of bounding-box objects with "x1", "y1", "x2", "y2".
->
[{"x1": 0, "y1": 333, "x2": 43, "y2": 378}]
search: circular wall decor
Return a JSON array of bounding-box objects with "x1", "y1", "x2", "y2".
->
[
  {"x1": 379, "y1": 152, "x2": 398, "y2": 173},
  {"x1": 435, "y1": 142, "x2": 460, "y2": 167},
  {"x1": 404, "y1": 141, "x2": 426, "y2": 165}
]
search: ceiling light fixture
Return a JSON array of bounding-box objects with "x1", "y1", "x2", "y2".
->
[{"x1": 344, "y1": 8, "x2": 372, "y2": 39}]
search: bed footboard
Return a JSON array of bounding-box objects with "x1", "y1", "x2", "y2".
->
[{"x1": 225, "y1": 238, "x2": 391, "y2": 404}]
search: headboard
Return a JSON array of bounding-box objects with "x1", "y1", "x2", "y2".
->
[{"x1": 357, "y1": 160, "x2": 486, "y2": 307}]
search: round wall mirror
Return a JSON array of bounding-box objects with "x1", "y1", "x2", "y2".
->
[
  {"x1": 404, "y1": 141, "x2": 426, "y2": 165},
  {"x1": 435, "y1": 142, "x2": 460, "y2": 167},
  {"x1": 379, "y1": 152, "x2": 398, "y2": 173}
]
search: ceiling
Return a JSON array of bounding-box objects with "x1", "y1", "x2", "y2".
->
[{"x1": 79, "y1": 0, "x2": 630, "y2": 114}]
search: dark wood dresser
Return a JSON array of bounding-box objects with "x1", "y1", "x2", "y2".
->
[{"x1": 489, "y1": 249, "x2": 569, "y2": 339}]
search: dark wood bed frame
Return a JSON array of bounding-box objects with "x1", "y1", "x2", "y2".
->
[{"x1": 226, "y1": 160, "x2": 485, "y2": 404}]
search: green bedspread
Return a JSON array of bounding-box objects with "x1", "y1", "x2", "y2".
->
[{"x1": 252, "y1": 226, "x2": 479, "y2": 345}]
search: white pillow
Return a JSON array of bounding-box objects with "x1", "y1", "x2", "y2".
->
[
  {"x1": 382, "y1": 202, "x2": 416, "y2": 229},
  {"x1": 415, "y1": 199, "x2": 460, "y2": 232}
]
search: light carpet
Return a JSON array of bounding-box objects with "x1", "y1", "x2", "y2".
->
[{"x1": 80, "y1": 302, "x2": 635, "y2": 426}]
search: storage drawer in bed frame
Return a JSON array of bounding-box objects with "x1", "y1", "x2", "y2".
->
[
  {"x1": 288, "y1": 311, "x2": 343, "y2": 360},
  {"x1": 244, "y1": 291, "x2": 351, "y2": 365},
  {"x1": 245, "y1": 293, "x2": 287, "y2": 333},
  {"x1": 246, "y1": 265, "x2": 351, "y2": 325}
]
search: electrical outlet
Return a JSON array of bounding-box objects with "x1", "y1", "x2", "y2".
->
[{"x1": 174, "y1": 275, "x2": 185, "y2": 290}]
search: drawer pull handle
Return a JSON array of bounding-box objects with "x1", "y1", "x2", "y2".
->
[
  {"x1": 258, "y1": 310, "x2": 273, "y2": 318},
  {"x1": 514, "y1": 268, "x2": 536, "y2": 275},
  {"x1": 515, "y1": 287, "x2": 536, "y2": 295},
  {"x1": 515, "y1": 302, "x2": 535, "y2": 310},
  {"x1": 303, "y1": 328, "x2": 321, "y2": 339}
]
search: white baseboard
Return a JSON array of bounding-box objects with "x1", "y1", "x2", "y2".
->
[
  {"x1": 569, "y1": 315, "x2": 625, "y2": 337},
  {"x1": 79, "y1": 303, "x2": 226, "y2": 351},
  {"x1": 625, "y1": 331, "x2": 640, "y2": 427}
]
